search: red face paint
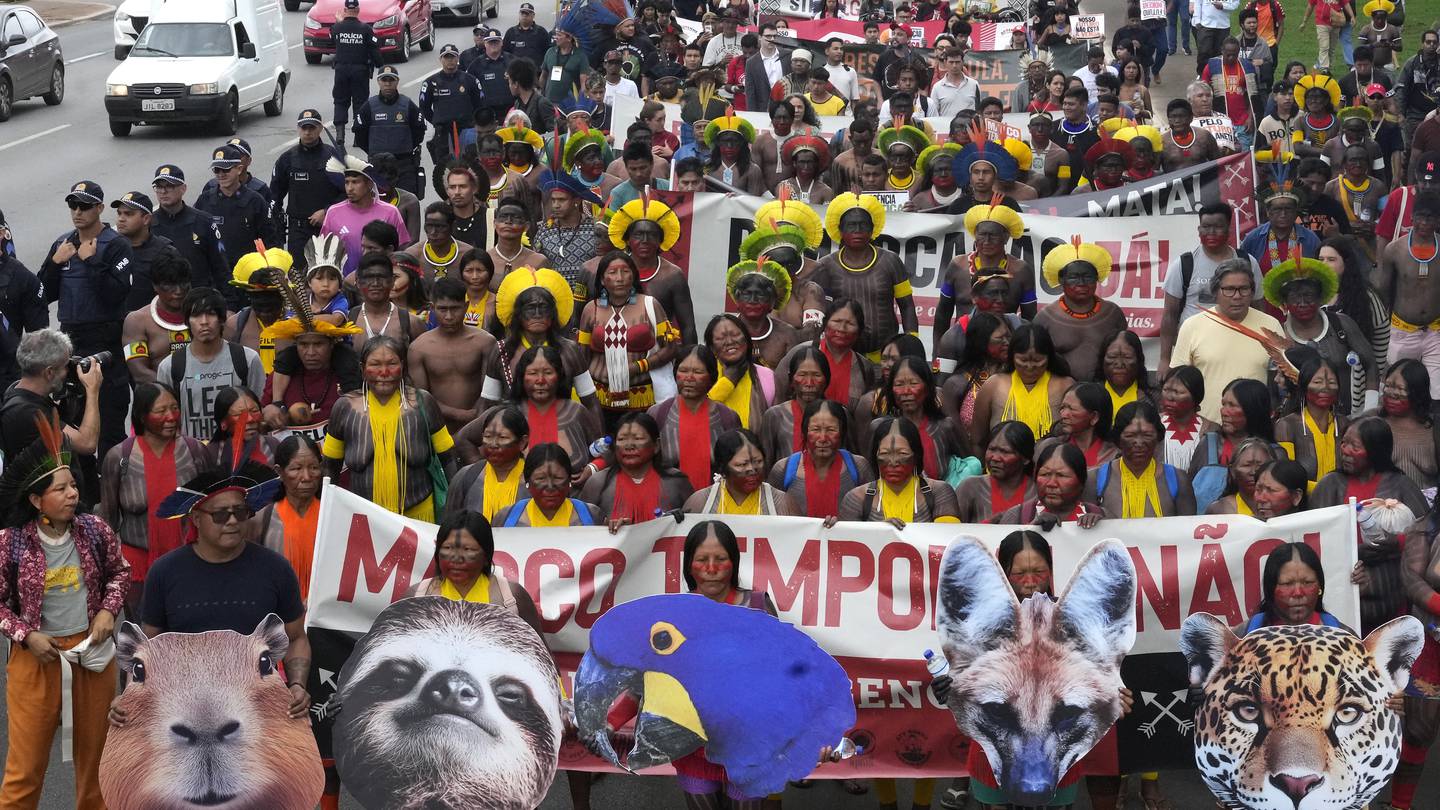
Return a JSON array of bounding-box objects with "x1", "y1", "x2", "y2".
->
[
  {"x1": 439, "y1": 558, "x2": 480, "y2": 583},
  {"x1": 736, "y1": 300, "x2": 771, "y2": 319},
  {"x1": 841, "y1": 231, "x2": 871, "y2": 250},
  {"x1": 531, "y1": 485, "x2": 569, "y2": 512},
  {"x1": 1287, "y1": 302, "x2": 1319, "y2": 322},
  {"x1": 1199, "y1": 233, "x2": 1228, "y2": 249},
  {"x1": 482, "y1": 442, "x2": 523, "y2": 465},
  {"x1": 617, "y1": 442, "x2": 656, "y2": 468},
  {"x1": 824, "y1": 325, "x2": 858, "y2": 351},
  {"x1": 719, "y1": 145, "x2": 740, "y2": 161},
  {"x1": 1383, "y1": 393, "x2": 1411, "y2": 416},
  {"x1": 879, "y1": 461, "x2": 915, "y2": 485},
  {"x1": 480, "y1": 156, "x2": 504, "y2": 172},
  {"x1": 1007, "y1": 571, "x2": 1051, "y2": 592},
  {"x1": 1305, "y1": 390, "x2": 1337, "y2": 410}
]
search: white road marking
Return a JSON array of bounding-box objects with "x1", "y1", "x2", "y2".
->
[
  {"x1": 290, "y1": 42, "x2": 303, "y2": 49},
  {"x1": 0, "y1": 124, "x2": 71, "y2": 152},
  {"x1": 404, "y1": 70, "x2": 437, "y2": 88},
  {"x1": 66, "y1": 51, "x2": 108, "y2": 65},
  {"x1": 268, "y1": 123, "x2": 336, "y2": 153}
]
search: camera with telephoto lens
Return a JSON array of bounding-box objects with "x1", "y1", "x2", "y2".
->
[{"x1": 57, "y1": 351, "x2": 111, "y2": 424}]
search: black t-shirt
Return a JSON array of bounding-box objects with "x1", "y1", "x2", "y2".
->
[
  {"x1": 143, "y1": 543, "x2": 304, "y2": 634},
  {"x1": 0, "y1": 387, "x2": 57, "y2": 463}
]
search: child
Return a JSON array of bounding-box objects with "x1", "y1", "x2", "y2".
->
[{"x1": 307, "y1": 262, "x2": 349, "y2": 320}]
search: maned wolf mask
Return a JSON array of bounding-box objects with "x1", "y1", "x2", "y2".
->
[{"x1": 937, "y1": 536, "x2": 1136, "y2": 806}]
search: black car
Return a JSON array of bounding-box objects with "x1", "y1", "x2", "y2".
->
[{"x1": 0, "y1": 5, "x2": 63, "y2": 122}]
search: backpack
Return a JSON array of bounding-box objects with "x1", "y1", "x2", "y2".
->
[
  {"x1": 781, "y1": 450, "x2": 860, "y2": 490},
  {"x1": 169, "y1": 342, "x2": 251, "y2": 396},
  {"x1": 1094, "y1": 460, "x2": 1180, "y2": 512},
  {"x1": 1190, "y1": 433, "x2": 1231, "y2": 514}
]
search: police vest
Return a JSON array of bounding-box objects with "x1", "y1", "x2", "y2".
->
[{"x1": 367, "y1": 95, "x2": 417, "y2": 156}]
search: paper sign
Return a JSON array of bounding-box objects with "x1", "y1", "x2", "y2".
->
[
  {"x1": 870, "y1": 191, "x2": 910, "y2": 211},
  {"x1": 984, "y1": 117, "x2": 1024, "y2": 143},
  {"x1": 1140, "y1": 0, "x2": 1166, "y2": 19},
  {"x1": 1074, "y1": 14, "x2": 1105, "y2": 38},
  {"x1": 1194, "y1": 114, "x2": 1237, "y2": 152}
]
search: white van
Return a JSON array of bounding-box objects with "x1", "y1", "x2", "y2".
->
[{"x1": 103, "y1": 0, "x2": 290, "y2": 137}]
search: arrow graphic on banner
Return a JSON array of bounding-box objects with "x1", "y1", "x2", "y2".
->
[{"x1": 1139, "y1": 690, "x2": 1194, "y2": 737}]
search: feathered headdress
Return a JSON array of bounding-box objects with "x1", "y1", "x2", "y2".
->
[
  {"x1": 232, "y1": 245, "x2": 290, "y2": 291},
  {"x1": 754, "y1": 189, "x2": 823, "y2": 249},
  {"x1": 1262, "y1": 257, "x2": 1338, "y2": 309},
  {"x1": 781, "y1": 135, "x2": 831, "y2": 171},
  {"x1": 497, "y1": 267, "x2": 574, "y2": 328},
  {"x1": 608, "y1": 192, "x2": 681, "y2": 251},
  {"x1": 739, "y1": 221, "x2": 810, "y2": 263},
  {"x1": 824, "y1": 192, "x2": 887, "y2": 243},
  {"x1": 703, "y1": 107, "x2": 757, "y2": 147},
  {"x1": 953, "y1": 121, "x2": 1019, "y2": 182},
  {"x1": 726, "y1": 259, "x2": 793, "y2": 310},
  {"x1": 326, "y1": 153, "x2": 376, "y2": 188},
  {"x1": 0, "y1": 413, "x2": 71, "y2": 519},
  {"x1": 156, "y1": 409, "x2": 280, "y2": 520},
  {"x1": 260, "y1": 242, "x2": 364, "y2": 343},
  {"x1": 303, "y1": 233, "x2": 348, "y2": 276},
  {"x1": 555, "y1": 0, "x2": 633, "y2": 57},
  {"x1": 562, "y1": 119, "x2": 608, "y2": 172},
  {"x1": 1041, "y1": 235, "x2": 1112, "y2": 288},
  {"x1": 1083, "y1": 125, "x2": 1137, "y2": 169},
  {"x1": 963, "y1": 193, "x2": 1025, "y2": 240},
  {"x1": 1257, "y1": 138, "x2": 1304, "y2": 207}
]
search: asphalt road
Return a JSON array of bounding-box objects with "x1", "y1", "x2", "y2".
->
[{"x1": 2, "y1": 0, "x2": 1440, "y2": 808}]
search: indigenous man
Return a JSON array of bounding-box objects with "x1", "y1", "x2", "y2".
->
[
  {"x1": 487, "y1": 197, "x2": 549, "y2": 291},
  {"x1": 1375, "y1": 192, "x2": 1440, "y2": 397},
  {"x1": 121, "y1": 250, "x2": 191, "y2": 385},
  {"x1": 726, "y1": 259, "x2": 800, "y2": 368},
  {"x1": 409, "y1": 277, "x2": 497, "y2": 434},
  {"x1": 934, "y1": 199, "x2": 1033, "y2": 350},
  {"x1": 810, "y1": 193, "x2": 917, "y2": 360},
  {"x1": 533, "y1": 170, "x2": 605, "y2": 312},
  {"x1": 348, "y1": 253, "x2": 427, "y2": 345},
  {"x1": 1161, "y1": 98, "x2": 1221, "y2": 170}
]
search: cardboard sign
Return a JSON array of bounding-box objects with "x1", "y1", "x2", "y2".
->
[
  {"x1": 1140, "y1": 0, "x2": 1166, "y2": 20},
  {"x1": 870, "y1": 191, "x2": 911, "y2": 211},
  {"x1": 1194, "y1": 114, "x2": 1237, "y2": 153},
  {"x1": 1074, "y1": 14, "x2": 1105, "y2": 38},
  {"x1": 984, "y1": 117, "x2": 1025, "y2": 143}
]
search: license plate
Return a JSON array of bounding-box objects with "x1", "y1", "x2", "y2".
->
[{"x1": 141, "y1": 99, "x2": 175, "y2": 111}]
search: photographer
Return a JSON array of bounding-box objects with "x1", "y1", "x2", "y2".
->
[{"x1": 0, "y1": 329, "x2": 102, "y2": 497}]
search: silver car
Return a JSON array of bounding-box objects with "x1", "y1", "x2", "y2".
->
[
  {"x1": 0, "y1": 5, "x2": 63, "y2": 121},
  {"x1": 434, "y1": 0, "x2": 498, "y2": 23}
]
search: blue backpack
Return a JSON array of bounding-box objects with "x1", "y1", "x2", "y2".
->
[
  {"x1": 501, "y1": 499, "x2": 597, "y2": 527},
  {"x1": 1188, "y1": 433, "x2": 1233, "y2": 514},
  {"x1": 781, "y1": 450, "x2": 860, "y2": 489}
]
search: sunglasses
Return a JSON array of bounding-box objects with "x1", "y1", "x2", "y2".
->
[
  {"x1": 66, "y1": 200, "x2": 99, "y2": 211},
  {"x1": 199, "y1": 505, "x2": 254, "y2": 525}
]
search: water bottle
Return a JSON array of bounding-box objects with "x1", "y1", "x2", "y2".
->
[
  {"x1": 923, "y1": 649, "x2": 949, "y2": 679},
  {"x1": 830, "y1": 737, "x2": 863, "y2": 761},
  {"x1": 1357, "y1": 503, "x2": 1385, "y2": 548},
  {"x1": 588, "y1": 436, "x2": 612, "y2": 459}
]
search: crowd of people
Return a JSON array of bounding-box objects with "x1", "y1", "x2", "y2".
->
[{"x1": 0, "y1": 0, "x2": 1439, "y2": 807}]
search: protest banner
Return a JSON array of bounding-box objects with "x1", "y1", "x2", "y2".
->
[
  {"x1": 610, "y1": 93, "x2": 853, "y2": 152},
  {"x1": 1073, "y1": 13, "x2": 1105, "y2": 38},
  {"x1": 969, "y1": 21, "x2": 1026, "y2": 50},
  {"x1": 870, "y1": 191, "x2": 911, "y2": 211},
  {"x1": 1140, "y1": 0, "x2": 1166, "y2": 19},
  {"x1": 764, "y1": 17, "x2": 947, "y2": 44},
  {"x1": 306, "y1": 484, "x2": 1360, "y2": 778},
  {"x1": 1195, "y1": 113, "x2": 1239, "y2": 153}
]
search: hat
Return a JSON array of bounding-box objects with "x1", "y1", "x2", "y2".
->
[
  {"x1": 297, "y1": 108, "x2": 324, "y2": 126},
  {"x1": 876, "y1": 124, "x2": 931, "y2": 157},
  {"x1": 1263, "y1": 257, "x2": 1338, "y2": 309},
  {"x1": 1256, "y1": 138, "x2": 1304, "y2": 206},
  {"x1": 224, "y1": 137, "x2": 252, "y2": 158},
  {"x1": 609, "y1": 195, "x2": 681, "y2": 251},
  {"x1": 483, "y1": 28, "x2": 503, "y2": 41},
  {"x1": 539, "y1": 169, "x2": 604, "y2": 207},
  {"x1": 704, "y1": 109, "x2": 757, "y2": 147},
  {"x1": 0, "y1": 413, "x2": 71, "y2": 512},
  {"x1": 824, "y1": 192, "x2": 886, "y2": 243},
  {"x1": 1041, "y1": 235, "x2": 1112, "y2": 288},
  {"x1": 753, "y1": 196, "x2": 823, "y2": 249},
  {"x1": 152, "y1": 164, "x2": 186, "y2": 185},
  {"x1": 964, "y1": 195, "x2": 1025, "y2": 240},
  {"x1": 344, "y1": 0, "x2": 359, "y2": 7},
  {"x1": 326, "y1": 153, "x2": 376, "y2": 186},
  {"x1": 917, "y1": 142, "x2": 962, "y2": 176},
  {"x1": 561, "y1": 121, "x2": 607, "y2": 171},
  {"x1": 1295, "y1": 73, "x2": 1341, "y2": 110},
  {"x1": 497, "y1": 267, "x2": 574, "y2": 328},
  {"x1": 111, "y1": 191, "x2": 154, "y2": 215},
  {"x1": 781, "y1": 134, "x2": 830, "y2": 170},
  {"x1": 1113, "y1": 124, "x2": 1162, "y2": 152},
  {"x1": 1362, "y1": 0, "x2": 1394, "y2": 14},
  {"x1": 210, "y1": 144, "x2": 245, "y2": 169},
  {"x1": 890, "y1": 23, "x2": 914, "y2": 38},
  {"x1": 1339, "y1": 104, "x2": 1374, "y2": 124},
  {"x1": 558, "y1": 92, "x2": 598, "y2": 118},
  {"x1": 232, "y1": 247, "x2": 291, "y2": 291},
  {"x1": 1418, "y1": 152, "x2": 1440, "y2": 183},
  {"x1": 440, "y1": 43, "x2": 460, "y2": 56},
  {"x1": 726, "y1": 259, "x2": 793, "y2": 309},
  {"x1": 1365, "y1": 82, "x2": 1388, "y2": 97},
  {"x1": 64, "y1": 180, "x2": 103, "y2": 205},
  {"x1": 1083, "y1": 132, "x2": 1137, "y2": 169},
  {"x1": 156, "y1": 435, "x2": 281, "y2": 520},
  {"x1": 520, "y1": 1, "x2": 535, "y2": 10},
  {"x1": 377, "y1": 64, "x2": 399, "y2": 80},
  {"x1": 791, "y1": 49, "x2": 812, "y2": 64}
]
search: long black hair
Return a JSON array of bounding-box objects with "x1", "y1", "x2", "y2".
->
[
  {"x1": 960, "y1": 312, "x2": 1009, "y2": 375},
  {"x1": 1096, "y1": 329, "x2": 1151, "y2": 401},
  {"x1": 434, "y1": 510, "x2": 496, "y2": 578},
  {"x1": 1255, "y1": 541, "x2": 1327, "y2": 619},
  {"x1": 1222, "y1": 378, "x2": 1275, "y2": 443},
  {"x1": 131, "y1": 382, "x2": 179, "y2": 437},
  {"x1": 1384, "y1": 359, "x2": 1433, "y2": 426},
  {"x1": 509, "y1": 344, "x2": 572, "y2": 406},
  {"x1": 1349, "y1": 416, "x2": 1401, "y2": 475},
  {"x1": 1007, "y1": 322, "x2": 1071, "y2": 377},
  {"x1": 705, "y1": 129, "x2": 755, "y2": 176},
  {"x1": 1320, "y1": 235, "x2": 1376, "y2": 343},
  {"x1": 682, "y1": 519, "x2": 742, "y2": 591},
  {"x1": 882, "y1": 356, "x2": 945, "y2": 421}
]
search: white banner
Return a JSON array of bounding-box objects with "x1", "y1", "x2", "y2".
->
[
  {"x1": 1140, "y1": 0, "x2": 1166, "y2": 20},
  {"x1": 610, "y1": 94, "x2": 853, "y2": 155},
  {"x1": 1074, "y1": 13, "x2": 1105, "y2": 38},
  {"x1": 308, "y1": 484, "x2": 1360, "y2": 659}
]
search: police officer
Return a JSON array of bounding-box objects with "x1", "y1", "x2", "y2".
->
[
  {"x1": 420, "y1": 44, "x2": 484, "y2": 199},
  {"x1": 330, "y1": 0, "x2": 382, "y2": 147},
  {"x1": 466, "y1": 28, "x2": 513, "y2": 121},
  {"x1": 0, "y1": 208, "x2": 48, "y2": 392},
  {"x1": 272, "y1": 109, "x2": 345, "y2": 259},
  {"x1": 110, "y1": 191, "x2": 179, "y2": 311},
  {"x1": 37, "y1": 181, "x2": 133, "y2": 459},
  {"x1": 355, "y1": 65, "x2": 427, "y2": 197},
  {"x1": 503, "y1": 3, "x2": 550, "y2": 65},
  {"x1": 458, "y1": 24, "x2": 489, "y2": 71},
  {"x1": 195, "y1": 144, "x2": 277, "y2": 309},
  {"x1": 150, "y1": 164, "x2": 230, "y2": 293},
  {"x1": 202, "y1": 137, "x2": 274, "y2": 215}
]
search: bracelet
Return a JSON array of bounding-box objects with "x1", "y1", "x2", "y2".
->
[{"x1": 637, "y1": 358, "x2": 650, "y2": 373}]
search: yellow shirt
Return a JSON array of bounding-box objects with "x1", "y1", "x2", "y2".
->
[
  {"x1": 807, "y1": 93, "x2": 848, "y2": 116},
  {"x1": 524, "y1": 498, "x2": 576, "y2": 527},
  {"x1": 440, "y1": 575, "x2": 490, "y2": 603},
  {"x1": 1171, "y1": 307, "x2": 1283, "y2": 423}
]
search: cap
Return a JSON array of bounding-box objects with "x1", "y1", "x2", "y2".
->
[
  {"x1": 473, "y1": 23, "x2": 487, "y2": 34},
  {"x1": 604, "y1": 49, "x2": 623, "y2": 62},
  {"x1": 297, "y1": 108, "x2": 323, "y2": 126},
  {"x1": 483, "y1": 28, "x2": 503, "y2": 41},
  {"x1": 1365, "y1": 82, "x2": 1388, "y2": 97},
  {"x1": 791, "y1": 49, "x2": 812, "y2": 64},
  {"x1": 111, "y1": 191, "x2": 154, "y2": 215},
  {"x1": 891, "y1": 23, "x2": 914, "y2": 38},
  {"x1": 440, "y1": 43, "x2": 460, "y2": 56},
  {"x1": 343, "y1": 0, "x2": 359, "y2": 8},
  {"x1": 1418, "y1": 152, "x2": 1440, "y2": 182},
  {"x1": 152, "y1": 164, "x2": 186, "y2": 185},
  {"x1": 224, "y1": 137, "x2": 252, "y2": 158},
  {"x1": 64, "y1": 181, "x2": 103, "y2": 205},
  {"x1": 519, "y1": 2, "x2": 535, "y2": 10},
  {"x1": 210, "y1": 144, "x2": 246, "y2": 169},
  {"x1": 377, "y1": 64, "x2": 399, "y2": 80}
]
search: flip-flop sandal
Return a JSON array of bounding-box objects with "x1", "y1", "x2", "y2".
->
[
  {"x1": 939, "y1": 786, "x2": 967, "y2": 808},
  {"x1": 841, "y1": 779, "x2": 869, "y2": 795}
]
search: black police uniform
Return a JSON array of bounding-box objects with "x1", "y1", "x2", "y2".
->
[
  {"x1": 465, "y1": 52, "x2": 513, "y2": 118},
  {"x1": 37, "y1": 223, "x2": 133, "y2": 458},
  {"x1": 419, "y1": 68, "x2": 484, "y2": 197},
  {"x1": 502, "y1": 23, "x2": 550, "y2": 65},
  {"x1": 124, "y1": 232, "x2": 178, "y2": 311},
  {"x1": 201, "y1": 174, "x2": 274, "y2": 217},
  {"x1": 331, "y1": 16, "x2": 383, "y2": 142},
  {"x1": 272, "y1": 139, "x2": 344, "y2": 259},
  {"x1": 193, "y1": 184, "x2": 277, "y2": 308},
  {"x1": 151, "y1": 203, "x2": 230, "y2": 292},
  {"x1": 355, "y1": 89, "x2": 428, "y2": 196},
  {"x1": 0, "y1": 252, "x2": 48, "y2": 392}
]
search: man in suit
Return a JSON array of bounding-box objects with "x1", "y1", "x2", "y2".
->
[{"x1": 744, "y1": 22, "x2": 791, "y2": 112}]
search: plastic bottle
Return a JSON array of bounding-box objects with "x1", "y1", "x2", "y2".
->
[
  {"x1": 1357, "y1": 503, "x2": 1385, "y2": 548},
  {"x1": 831, "y1": 737, "x2": 863, "y2": 761},
  {"x1": 923, "y1": 649, "x2": 949, "y2": 679},
  {"x1": 588, "y1": 436, "x2": 612, "y2": 459}
]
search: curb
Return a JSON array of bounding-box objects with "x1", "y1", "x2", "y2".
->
[
  {"x1": 51, "y1": 6, "x2": 111, "y2": 28},
  {"x1": 1, "y1": 0, "x2": 115, "y2": 29}
]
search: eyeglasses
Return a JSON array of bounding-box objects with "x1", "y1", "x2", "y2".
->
[
  {"x1": 198, "y1": 505, "x2": 253, "y2": 524},
  {"x1": 1217, "y1": 285, "x2": 1254, "y2": 297},
  {"x1": 66, "y1": 201, "x2": 98, "y2": 211}
]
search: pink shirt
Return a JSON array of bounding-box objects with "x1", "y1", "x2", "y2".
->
[{"x1": 320, "y1": 198, "x2": 411, "y2": 276}]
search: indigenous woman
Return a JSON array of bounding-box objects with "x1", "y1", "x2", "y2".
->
[
  {"x1": 563, "y1": 120, "x2": 622, "y2": 203},
  {"x1": 1188, "y1": 378, "x2": 1277, "y2": 479},
  {"x1": 1275, "y1": 355, "x2": 1348, "y2": 485},
  {"x1": 876, "y1": 123, "x2": 930, "y2": 193},
  {"x1": 488, "y1": 198, "x2": 549, "y2": 289},
  {"x1": 1312, "y1": 417, "x2": 1427, "y2": 632},
  {"x1": 496, "y1": 123, "x2": 546, "y2": 200},
  {"x1": 760, "y1": 346, "x2": 831, "y2": 464},
  {"x1": 1267, "y1": 256, "x2": 1375, "y2": 415},
  {"x1": 854, "y1": 334, "x2": 927, "y2": 451},
  {"x1": 935, "y1": 269, "x2": 1026, "y2": 390},
  {"x1": 810, "y1": 192, "x2": 917, "y2": 360},
  {"x1": 769, "y1": 400, "x2": 875, "y2": 519},
  {"x1": 1043, "y1": 381, "x2": 1120, "y2": 468},
  {"x1": 906, "y1": 143, "x2": 963, "y2": 211},
  {"x1": 1098, "y1": 329, "x2": 1154, "y2": 416},
  {"x1": 837, "y1": 416, "x2": 961, "y2": 525},
  {"x1": 1205, "y1": 437, "x2": 1280, "y2": 515},
  {"x1": 955, "y1": 420, "x2": 1036, "y2": 523},
  {"x1": 942, "y1": 313, "x2": 1012, "y2": 435},
  {"x1": 650, "y1": 345, "x2": 742, "y2": 493},
  {"x1": 1159, "y1": 365, "x2": 1218, "y2": 470},
  {"x1": 447, "y1": 406, "x2": 529, "y2": 522},
  {"x1": 727, "y1": 258, "x2": 799, "y2": 369},
  {"x1": 427, "y1": 248, "x2": 496, "y2": 332},
  {"x1": 596, "y1": 196, "x2": 695, "y2": 345},
  {"x1": 260, "y1": 276, "x2": 363, "y2": 435},
  {"x1": 1079, "y1": 134, "x2": 1136, "y2": 191},
  {"x1": 994, "y1": 441, "x2": 1105, "y2": 530},
  {"x1": 971, "y1": 323, "x2": 1074, "y2": 450},
  {"x1": 1087, "y1": 401, "x2": 1198, "y2": 517},
  {"x1": 1033, "y1": 237, "x2": 1128, "y2": 382},
  {"x1": 0, "y1": 419, "x2": 129, "y2": 809},
  {"x1": 480, "y1": 266, "x2": 600, "y2": 415},
  {"x1": 683, "y1": 429, "x2": 800, "y2": 516},
  {"x1": 704, "y1": 112, "x2": 767, "y2": 196},
  {"x1": 1378, "y1": 359, "x2": 1438, "y2": 490},
  {"x1": 776, "y1": 299, "x2": 875, "y2": 411},
  {"x1": 1240, "y1": 542, "x2": 1346, "y2": 631},
  {"x1": 579, "y1": 412, "x2": 693, "y2": 533},
  {"x1": 323, "y1": 336, "x2": 457, "y2": 522},
  {"x1": 255, "y1": 435, "x2": 324, "y2": 601},
  {"x1": 578, "y1": 250, "x2": 678, "y2": 429},
  {"x1": 492, "y1": 444, "x2": 602, "y2": 527},
  {"x1": 776, "y1": 135, "x2": 835, "y2": 204},
  {"x1": 706, "y1": 313, "x2": 776, "y2": 430},
  {"x1": 390, "y1": 253, "x2": 429, "y2": 317},
  {"x1": 409, "y1": 510, "x2": 542, "y2": 632},
  {"x1": 208, "y1": 386, "x2": 281, "y2": 467},
  {"x1": 457, "y1": 344, "x2": 602, "y2": 467},
  {"x1": 933, "y1": 197, "x2": 1030, "y2": 351},
  {"x1": 877, "y1": 356, "x2": 974, "y2": 482},
  {"x1": 1292, "y1": 73, "x2": 1342, "y2": 157},
  {"x1": 99, "y1": 383, "x2": 206, "y2": 615},
  {"x1": 1251, "y1": 459, "x2": 1312, "y2": 520},
  {"x1": 738, "y1": 211, "x2": 826, "y2": 335}
]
